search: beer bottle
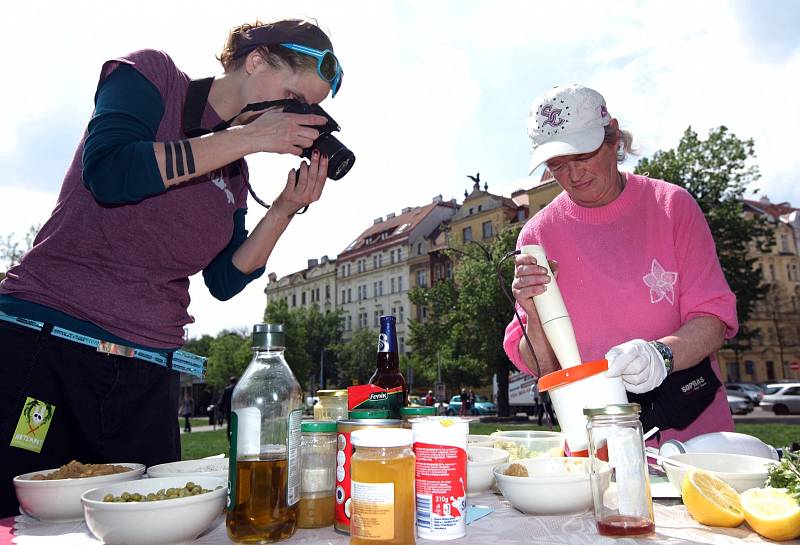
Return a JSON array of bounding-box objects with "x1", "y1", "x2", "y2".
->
[
  {"x1": 368, "y1": 315, "x2": 408, "y2": 416},
  {"x1": 227, "y1": 324, "x2": 303, "y2": 543}
]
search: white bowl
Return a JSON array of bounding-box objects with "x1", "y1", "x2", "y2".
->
[
  {"x1": 490, "y1": 431, "x2": 565, "y2": 460},
  {"x1": 467, "y1": 434, "x2": 494, "y2": 448},
  {"x1": 81, "y1": 476, "x2": 226, "y2": 545},
  {"x1": 467, "y1": 447, "x2": 509, "y2": 495},
  {"x1": 662, "y1": 452, "x2": 774, "y2": 494},
  {"x1": 13, "y1": 463, "x2": 145, "y2": 522},
  {"x1": 493, "y1": 457, "x2": 607, "y2": 515},
  {"x1": 147, "y1": 458, "x2": 228, "y2": 480}
]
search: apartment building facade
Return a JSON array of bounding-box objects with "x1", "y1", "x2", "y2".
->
[{"x1": 264, "y1": 255, "x2": 338, "y2": 313}]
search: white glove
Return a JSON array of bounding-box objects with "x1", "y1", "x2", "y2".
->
[{"x1": 605, "y1": 339, "x2": 667, "y2": 394}]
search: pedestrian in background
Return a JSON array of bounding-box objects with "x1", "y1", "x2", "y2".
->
[{"x1": 179, "y1": 393, "x2": 195, "y2": 433}]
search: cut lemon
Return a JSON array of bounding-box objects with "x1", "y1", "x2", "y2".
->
[
  {"x1": 741, "y1": 488, "x2": 800, "y2": 542},
  {"x1": 681, "y1": 469, "x2": 744, "y2": 527}
]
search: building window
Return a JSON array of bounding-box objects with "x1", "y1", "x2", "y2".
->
[
  {"x1": 378, "y1": 254, "x2": 383, "y2": 267},
  {"x1": 348, "y1": 288, "x2": 352, "y2": 303},
  {"x1": 399, "y1": 336, "x2": 405, "y2": 354},
  {"x1": 417, "y1": 270, "x2": 427, "y2": 287},
  {"x1": 482, "y1": 221, "x2": 493, "y2": 239},
  {"x1": 463, "y1": 226, "x2": 472, "y2": 242},
  {"x1": 726, "y1": 362, "x2": 740, "y2": 382},
  {"x1": 469, "y1": 207, "x2": 473, "y2": 215},
  {"x1": 379, "y1": 281, "x2": 384, "y2": 296},
  {"x1": 398, "y1": 276, "x2": 403, "y2": 292},
  {"x1": 446, "y1": 262, "x2": 452, "y2": 278},
  {"x1": 326, "y1": 285, "x2": 330, "y2": 300},
  {"x1": 780, "y1": 234, "x2": 790, "y2": 253},
  {"x1": 769, "y1": 263, "x2": 776, "y2": 281},
  {"x1": 374, "y1": 311, "x2": 380, "y2": 328},
  {"x1": 390, "y1": 250, "x2": 395, "y2": 264},
  {"x1": 301, "y1": 292, "x2": 306, "y2": 305},
  {"x1": 316, "y1": 288, "x2": 320, "y2": 301},
  {"x1": 391, "y1": 306, "x2": 397, "y2": 318},
  {"x1": 397, "y1": 248, "x2": 402, "y2": 261},
  {"x1": 399, "y1": 306, "x2": 404, "y2": 323},
  {"x1": 391, "y1": 278, "x2": 396, "y2": 293},
  {"x1": 516, "y1": 209, "x2": 526, "y2": 221},
  {"x1": 766, "y1": 360, "x2": 775, "y2": 380},
  {"x1": 341, "y1": 290, "x2": 346, "y2": 304},
  {"x1": 292, "y1": 294, "x2": 297, "y2": 307},
  {"x1": 745, "y1": 361, "x2": 755, "y2": 376},
  {"x1": 417, "y1": 243, "x2": 422, "y2": 255},
  {"x1": 478, "y1": 205, "x2": 482, "y2": 212}
]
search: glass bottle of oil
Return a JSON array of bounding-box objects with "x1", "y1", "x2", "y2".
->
[{"x1": 227, "y1": 324, "x2": 303, "y2": 544}]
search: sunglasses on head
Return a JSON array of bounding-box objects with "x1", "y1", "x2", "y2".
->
[{"x1": 280, "y1": 43, "x2": 343, "y2": 98}]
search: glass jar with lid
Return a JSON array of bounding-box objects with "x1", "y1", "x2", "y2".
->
[
  {"x1": 584, "y1": 403, "x2": 654, "y2": 537},
  {"x1": 298, "y1": 421, "x2": 337, "y2": 528},
  {"x1": 314, "y1": 389, "x2": 348, "y2": 421},
  {"x1": 399, "y1": 406, "x2": 436, "y2": 428},
  {"x1": 350, "y1": 428, "x2": 416, "y2": 545}
]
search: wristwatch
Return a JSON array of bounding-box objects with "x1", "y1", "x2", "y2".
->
[{"x1": 649, "y1": 340, "x2": 674, "y2": 375}]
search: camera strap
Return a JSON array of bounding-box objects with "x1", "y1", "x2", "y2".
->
[{"x1": 181, "y1": 78, "x2": 307, "y2": 212}]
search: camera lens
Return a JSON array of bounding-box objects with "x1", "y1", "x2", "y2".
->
[{"x1": 313, "y1": 135, "x2": 355, "y2": 180}]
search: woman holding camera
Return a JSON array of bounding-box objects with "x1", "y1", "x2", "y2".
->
[{"x1": 0, "y1": 19, "x2": 342, "y2": 515}]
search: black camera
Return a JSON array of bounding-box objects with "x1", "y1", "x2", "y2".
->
[{"x1": 282, "y1": 101, "x2": 355, "y2": 180}]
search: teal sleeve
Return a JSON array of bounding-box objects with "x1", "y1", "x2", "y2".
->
[
  {"x1": 203, "y1": 208, "x2": 265, "y2": 301},
  {"x1": 82, "y1": 64, "x2": 166, "y2": 204}
]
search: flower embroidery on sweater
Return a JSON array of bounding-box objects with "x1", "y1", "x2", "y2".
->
[{"x1": 643, "y1": 259, "x2": 678, "y2": 304}]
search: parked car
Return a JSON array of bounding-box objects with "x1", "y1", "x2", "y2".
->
[
  {"x1": 727, "y1": 392, "x2": 754, "y2": 415},
  {"x1": 760, "y1": 382, "x2": 800, "y2": 415},
  {"x1": 446, "y1": 395, "x2": 497, "y2": 416},
  {"x1": 725, "y1": 382, "x2": 764, "y2": 405}
]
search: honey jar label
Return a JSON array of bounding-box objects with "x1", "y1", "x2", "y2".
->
[{"x1": 351, "y1": 481, "x2": 394, "y2": 540}]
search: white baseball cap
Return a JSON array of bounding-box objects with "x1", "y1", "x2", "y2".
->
[{"x1": 527, "y1": 84, "x2": 611, "y2": 174}]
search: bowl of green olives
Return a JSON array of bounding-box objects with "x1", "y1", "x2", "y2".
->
[{"x1": 80, "y1": 476, "x2": 226, "y2": 545}]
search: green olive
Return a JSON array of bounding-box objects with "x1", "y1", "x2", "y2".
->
[{"x1": 102, "y1": 482, "x2": 214, "y2": 502}]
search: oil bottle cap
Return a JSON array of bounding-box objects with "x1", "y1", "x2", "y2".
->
[
  {"x1": 252, "y1": 323, "x2": 285, "y2": 349},
  {"x1": 351, "y1": 428, "x2": 413, "y2": 448}
]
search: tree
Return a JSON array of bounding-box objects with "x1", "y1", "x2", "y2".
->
[
  {"x1": 264, "y1": 300, "x2": 344, "y2": 390},
  {"x1": 333, "y1": 327, "x2": 376, "y2": 387},
  {"x1": 0, "y1": 224, "x2": 41, "y2": 271},
  {"x1": 204, "y1": 330, "x2": 251, "y2": 390},
  {"x1": 635, "y1": 126, "x2": 773, "y2": 346},
  {"x1": 408, "y1": 226, "x2": 521, "y2": 415},
  {"x1": 182, "y1": 334, "x2": 215, "y2": 358}
]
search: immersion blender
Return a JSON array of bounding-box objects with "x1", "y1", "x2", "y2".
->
[{"x1": 522, "y1": 245, "x2": 628, "y2": 455}]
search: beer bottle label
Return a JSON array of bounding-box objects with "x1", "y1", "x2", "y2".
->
[{"x1": 378, "y1": 316, "x2": 398, "y2": 353}]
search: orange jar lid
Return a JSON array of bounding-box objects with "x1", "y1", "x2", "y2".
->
[{"x1": 537, "y1": 359, "x2": 608, "y2": 392}]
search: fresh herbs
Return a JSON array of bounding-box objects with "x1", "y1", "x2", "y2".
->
[{"x1": 766, "y1": 450, "x2": 800, "y2": 503}]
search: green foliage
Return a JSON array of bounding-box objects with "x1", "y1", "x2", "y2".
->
[
  {"x1": 635, "y1": 126, "x2": 773, "y2": 346},
  {"x1": 264, "y1": 300, "x2": 344, "y2": 389},
  {"x1": 766, "y1": 449, "x2": 800, "y2": 503},
  {"x1": 332, "y1": 327, "x2": 376, "y2": 386},
  {"x1": 408, "y1": 226, "x2": 521, "y2": 414},
  {"x1": 0, "y1": 223, "x2": 40, "y2": 271},
  {"x1": 182, "y1": 335, "x2": 215, "y2": 358},
  {"x1": 204, "y1": 330, "x2": 251, "y2": 390}
]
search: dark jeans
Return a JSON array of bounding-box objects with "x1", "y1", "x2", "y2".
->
[
  {"x1": 0, "y1": 321, "x2": 181, "y2": 517},
  {"x1": 183, "y1": 415, "x2": 192, "y2": 432}
]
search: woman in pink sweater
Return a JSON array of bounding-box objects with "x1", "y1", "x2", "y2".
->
[{"x1": 503, "y1": 84, "x2": 738, "y2": 445}]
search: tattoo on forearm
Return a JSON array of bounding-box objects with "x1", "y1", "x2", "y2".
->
[{"x1": 163, "y1": 140, "x2": 196, "y2": 180}]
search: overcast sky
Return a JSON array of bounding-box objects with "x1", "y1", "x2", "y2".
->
[{"x1": 1, "y1": 0, "x2": 799, "y2": 340}]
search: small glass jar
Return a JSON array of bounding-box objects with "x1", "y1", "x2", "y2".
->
[
  {"x1": 315, "y1": 390, "x2": 348, "y2": 421},
  {"x1": 350, "y1": 428, "x2": 416, "y2": 545},
  {"x1": 298, "y1": 420, "x2": 337, "y2": 529},
  {"x1": 584, "y1": 403, "x2": 654, "y2": 537},
  {"x1": 399, "y1": 406, "x2": 436, "y2": 428}
]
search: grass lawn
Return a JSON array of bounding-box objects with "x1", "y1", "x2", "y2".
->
[
  {"x1": 177, "y1": 418, "x2": 212, "y2": 428},
  {"x1": 181, "y1": 422, "x2": 798, "y2": 460}
]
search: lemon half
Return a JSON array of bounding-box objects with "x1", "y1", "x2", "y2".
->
[
  {"x1": 681, "y1": 470, "x2": 744, "y2": 528},
  {"x1": 740, "y1": 487, "x2": 800, "y2": 542}
]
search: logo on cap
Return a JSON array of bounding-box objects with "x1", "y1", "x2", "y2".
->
[{"x1": 540, "y1": 105, "x2": 565, "y2": 127}]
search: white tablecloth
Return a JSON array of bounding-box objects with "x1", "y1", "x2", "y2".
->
[{"x1": 12, "y1": 494, "x2": 793, "y2": 545}]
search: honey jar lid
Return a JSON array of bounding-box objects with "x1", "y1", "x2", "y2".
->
[
  {"x1": 351, "y1": 428, "x2": 413, "y2": 448},
  {"x1": 317, "y1": 389, "x2": 348, "y2": 397}
]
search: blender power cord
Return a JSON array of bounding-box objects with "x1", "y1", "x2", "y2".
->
[{"x1": 496, "y1": 250, "x2": 555, "y2": 429}]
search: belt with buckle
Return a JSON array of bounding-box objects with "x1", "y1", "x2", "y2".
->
[{"x1": 0, "y1": 310, "x2": 206, "y2": 378}]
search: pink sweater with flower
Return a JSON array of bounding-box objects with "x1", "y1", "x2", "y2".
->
[{"x1": 503, "y1": 173, "x2": 738, "y2": 444}]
